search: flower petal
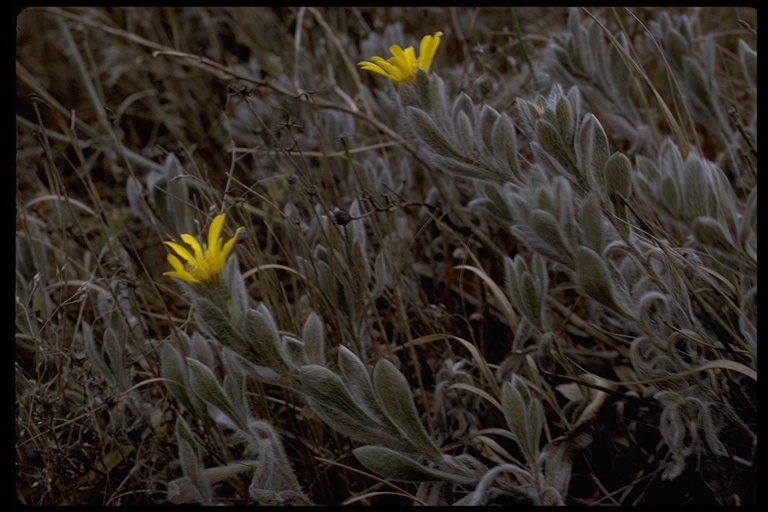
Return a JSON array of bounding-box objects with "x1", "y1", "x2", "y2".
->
[
  {"x1": 163, "y1": 254, "x2": 201, "y2": 284},
  {"x1": 163, "y1": 212, "x2": 243, "y2": 285},
  {"x1": 358, "y1": 62, "x2": 394, "y2": 78},
  {"x1": 419, "y1": 31, "x2": 443, "y2": 71},
  {"x1": 164, "y1": 241, "x2": 197, "y2": 265},
  {"x1": 221, "y1": 227, "x2": 245, "y2": 262},
  {"x1": 359, "y1": 32, "x2": 443, "y2": 83},
  {"x1": 365, "y1": 56, "x2": 402, "y2": 79},
  {"x1": 181, "y1": 234, "x2": 204, "y2": 262},
  {"x1": 207, "y1": 214, "x2": 226, "y2": 259}
]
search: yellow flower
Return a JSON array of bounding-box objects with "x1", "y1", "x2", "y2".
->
[
  {"x1": 164, "y1": 213, "x2": 244, "y2": 285},
  {"x1": 358, "y1": 31, "x2": 443, "y2": 82}
]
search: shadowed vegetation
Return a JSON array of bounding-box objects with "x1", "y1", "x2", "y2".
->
[{"x1": 15, "y1": 7, "x2": 755, "y2": 505}]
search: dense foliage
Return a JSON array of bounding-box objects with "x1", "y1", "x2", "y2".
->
[{"x1": 15, "y1": 7, "x2": 755, "y2": 505}]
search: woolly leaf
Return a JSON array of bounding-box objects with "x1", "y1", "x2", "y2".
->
[
  {"x1": 501, "y1": 375, "x2": 543, "y2": 466},
  {"x1": 187, "y1": 331, "x2": 216, "y2": 369},
  {"x1": 491, "y1": 112, "x2": 521, "y2": 179},
  {"x1": 603, "y1": 152, "x2": 632, "y2": 199},
  {"x1": 577, "y1": 114, "x2": 609, "y2": 189},
  {"x1": 301, "y1": 364, "x2": 371, "y2": 424},
  {"x1": 195, "y1": 296, "x2": 249, "y2": 354},
  {"x1": 174, "y1": 416, "x2": 211, "y2": 504},
  {"x1": 529, "y1": 209, "x2": 574, "y2": 264},
  {"x1": 477, "y1": 104, "x2": 500, "y2": 153},
  {"x1": 337, "y1": 345, "x2": 388, "y2": 423},
  {"x1": 683, "y1": 157, "x2": 713, "y2": 218},
  {"x1": 300, "y1": 365, "x2": 409, "y2": 450},
  {"x1": 301, "y1": 312, "x2": 325, "y2": 366},
  {"x1": 456, "y1": 110, "x2": 476, "y2": 153},
  {"x1": 187, "y1": 357, "x2": 249, "y2": 432},
  {"x1": 248, "y1": 421, "x2": 311, "y2": 505},
  {"x1": 505, "y1": 254, "x2": 545, "y2": 332},
  {"x1": 692, "y1": 216, "x2": 736, "y2": 252},
  {"x1": 579, "y1": 192, "x2": 605, "y2": 254},
  {"x1": 353, "y1": 446, "x2": 476, "y2": 484},
  {"x1": 428, "y1": 152, "x2": 499, "y2": 182},
  {"x1": 160, "y1": 342, "x2": 196, "y2": 413},
  {"x1": 373, "y1": 358, "x2": 442, "y2": 461},
  {"x1": 407, "y1": 107, "x2": 459, "y2": 159},
  {"x1": 242, "y1": 306, "x2": 294, "y2": 377},
  {"x1": 575, "y1": 246, "x2": 622, "y2": 312},
  {"x1": 82, "y1": 321, "x2": 112, "y2": 385},
  {"x1": 452, "y1": 92, "x2": 476, "y2": 127},
  {"x1": 660, "y1": 176, "x2": 681, "y2": 214},
  {"x1": 519, "y1": 271, "x2": 544, "y2": 331},
  {"x1": 102, "y1": 327, "x2": 129, "y2": 390},
  {"x1": 471, "y1": 182, "x2": 513, "y2": 223},
  {"x1": 555, "y1": 95, "x2": 575, "y2": 146},
  {"x1": 536, "y1": 120, "x2": 573, "y2": 174},
  {"x1": 682, "y1": 56, "x2": 724, "y2": 127},
  {"x1": 371, "y1": 252, "x2": 390, "y2": 299}
]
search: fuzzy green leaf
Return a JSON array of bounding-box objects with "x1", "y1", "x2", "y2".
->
[
  {"x1": 373, "y1": 359, "x2": 442, "y2": 461},
  {"x1": 407, "y1": 107, "x2": 459, "y2": 159},
  {"x1": 579, "y1": 192, "x2": 605, "y2": 254},
  {"x1": 490, "y1": 112, "x2": 521, "y2": 179},
  {"x1": 337, "y1": 346, "x2": 391, "y2": 426},
  {"x1": 301, "y1": 312, "x2": 325, "y2": 366},
  {"x1": 168, "y1": 460, "x2": 261, "y2": 505},
  {"x1": 282, "y1": 336, "x2": 307, "y2": 367},
  {"x1": 477, "y1": 104, "x2": 499, "y2": 154},
  {"x1": 300, "y1": 365, "x2": 409, "y2": 450},
  {"x1": 555, "y1": 95, "x2": 576, "y2": 144},
  {"x1": 242, "y1": 306, "x2": 294, "y2": 376},
  {"x1": 195, "y1": 296, "x2": 249, "y2": 354},
  {"x1": 455, "y1": 110, "x2": 476, "y2": 153},
  {"x1": 536, "y1": 120, "x2": 574, "y2": 175},
  {"x1": 692, "y1": 216, "x2": 736, "y2": 252},
  {"x1": 575, "y1": 246, "x2": 622, "y2": 312},
  {"x1": 660, "y1": 176, "x2": 681, "y2": 214},
  {"x1": 353, "y1": 446, "x2": 477, "y2": 484},
  {"x1": 529, "y1": 209, "x2": 574, "y2": 264},
  {"x1": 577, "y1": 114, "x2": 609, "y2": 189},
  {"x1": 187, "y1": 357, "x2": 249, "y2": 432},
  {"x1": 603, "y1": 152, "x2": 632, "y2": 199},
  {"x1": 300, "y1": 364, "x2": 371, "y2": 424},
  {"x1": 160, "y1": 342, "x2": 197, "y2": 413},
  {"x1": 102, "y1": 327, "x2": 128, "y2": 390},
  {"x1": 188, "y1": 331, "x2": 216, "y2": 369},
  {"x1": 371, "y1": 252, "x2": 390, "y2": 299},
  {"x1": 174, "y1": 416, "x2": 211, "y2": 504},
  {"x1": 501, "y1": 376, "x2": 543, "y2": 466}
]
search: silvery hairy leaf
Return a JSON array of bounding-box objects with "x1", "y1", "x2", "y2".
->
[
  {"x1": 576, "y1": 113, "x2": 609, "y2": 192},
  {"x1": 575, "y1": 246, "x2": 624, "y2": 313},
  {"x1": 373, "y1": 358, "x2": 442, "y2": 461},
  {"x1": 174, "y1": 416, "x2": 211, "y2": 504},
  {"x1": 300, "y1": 365, "x2": 410, "y2": 450},
  {"x1": 501, "y1": 375, "x2": 544, "y2": 466},
  {"x1": 603, "y1": 152, "x2": 632, "y2": 200},
  {"x1": 160, "y1": 342, "x2": 197, "y2": 414},
  {"x1": 187, "y1": 357, "x2": 249, "y2": 433},
  {"x1": 353, "y1": 445, "x2": 477, "y2": 484},
  {"x1": 337, "y1": 345, "x2": 393, "y2": 427},
  {"x1": 529, "y1": 209, "x2": 574, "y2": 265},
  {"x1": 242, "y1": 306, "x2": 294, "y2": 377},
  {"x1": 579, "y1": 192, "x2": 605, "y2": 254},
  {"x1": 301, "y1": 311, "x2": 325, "y2": 366}
]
